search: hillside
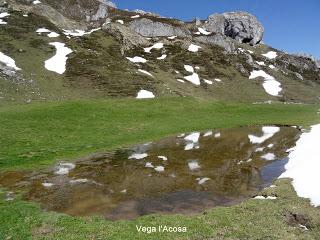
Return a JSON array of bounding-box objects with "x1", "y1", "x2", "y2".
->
[{"x1": 0, "y1": 0, "x2": 320, "y2": 105}]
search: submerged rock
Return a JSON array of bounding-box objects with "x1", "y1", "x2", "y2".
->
[{"x1": 204, "y1": 12, "x2": 264, "y2": 45}]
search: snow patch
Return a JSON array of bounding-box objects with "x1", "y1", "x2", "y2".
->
[
  {"x1": 154, "y1": 166, "x2": 165, "y2": 172},
  {"x1": 45, "y1": 42, "x2": 73, "y2": 74},
  {"x1": 136, "y1": 90, "x2": 155, "y2": 99},
  {"x1": 126, "y1": 56, "x2": 147, "y2": 63},
  {"x1": 262, "y1": 51, "x2": 278, "y2": 59},
  {"x1": 249, "y1": 70, "x2": 282, "y2": 96},
  {"x1": 248, "y1": 126, "x2": 280, "y2": 144},
  {"x1": 131, "y1": 15, "x2": 140, "y2": 19},
  {"x1": 188, "y1": 160, "x2": 201, "y2": 171},
  {"x1": 33, "y1": 0, "x2": 41, "y2": 4},
  {"x1": 0, "y1": 52, "x2": 21, "y2": 70},
  {"x1": 203, "y1": 131, "x2": 213, "y2": 137},
  {"x1": 188, "y1": 44, "x2": 201, "y2": 52},
  {"x1": 158, "y1": 156, "x2": 168, "y2": 161},
  {"x1": 116, "y1": 19, "x2": 124, "y2": 24},
  {"x1": 129, "y1": 153, "x2": 148, "y2": 159},
  {"x1": 184, "y1": 73, "x2": 200, "y2": 85},
  {"x1": 254, "y1": 196, "x2": 277, "y2": 200},
  {"x1": 204, "y1": 79, "x2": 213, "y2": 85},
  {"x1": 144, "y1": 42, "x2": 163, "y2": 53},
  {"x1": 63, "y1": 28, "x2": 100, "y2": 37},
  {"x1": 55, "y1": 163, "x2": 75, "y2": 175},
  {"x1": 157, "y1": 54, "x2": 167, "y2": 60},
  {"x1": 261, "y1": 153, "x2": 276, "y2": 161},
  {"x1": 168, "y1": 36, "x2": 177, "y2": 40},
  {"x1": 138, "y1": 69, "x2": 153, "y2": 77},
  {"x1": 198, "y1": 27, "x2": 211, "y2": 35},
  {"x1": 197, "y1": 177, "x2": 210, "y2": 185},
  {"x1": 184, "y1": 65, "x2": 194, "y2": 73},
  {"x1": 280, "y1": 124, "x2": 320, "y2": 207}
]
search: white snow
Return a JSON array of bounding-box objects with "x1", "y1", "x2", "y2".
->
[
  {"x1": 145, "y1": 162, "x2": 154, "y2": 168},
  {"x1": 249, "y1": 70, "x2": 282, "y2": 96},
  {"x1": 188, "y1": 160, "x2": 201, "y2": 171},
  {"x1": 184, "y1": 65, "x2": 194, "y2": 73},
  {"x1": 215, "y1": 78, "x2": 222, "y2": 82},
  {"x1": 280, "y1": 124, "x2": 320, "y2": 207},
  {"x1": 254, "y1": 196, "x2": 277, "y2": 200},
  {"x1": 0, "y1": 12, "x2": 10, "y2": 18},
  {"x1": 158, "y1": 156, "x2": 168, "y2": 161},
  {"x1": 203, "y1": 131, "x2": 213, "y2": 137},
  {"x1": 136, "y1": 90, "x2": 155, "y2": 99},
  {"x1": 138, "y1": 69, "x2": 153, "y2": 77},
  {"x1": 47, "y1": 32, "x2": 60, "y2": 38},
  {"x1": 185, "y1": 132, "x2": 200, "y2": 143},
  {"x1": 262, "y1": 51, "x2": 278, "y2": 59},
  {"x1": 55, "y1": 163, "x2": 75, "y2": 175},
  {"x1": 214, "y1": 132, "x2": 221, "y2": 138},
  {"x1": 157, "y1": 54, "x2": 167, "y2": 60},
  {"x1": 45, "y1": 42, "x2": 73, "y2": 74},
  {"x1": 184, "y1": 73, "x2": 201, "y2": 85},
  {"x1": 261, "y1": 153, "x2": 276, "y2": 161},
  {"x1": 131, "y1": 15, "x2": 140, "y2": 19},
  {"x1": 33, "y1": 0, "x2": 41, "y2": 4},
  {"x1": 177, "y1": 79, "x2": 185, "y2": 83},
  {"x1": 168, "y1": 36, "x2": 177, "y2": 40},
  {"x1": 23, "y1": 14, "x2": 28, "y2": 17},
  {"x1": 248, "y1": 126, "x2": 280, "y2": 144},
  {"x1": 37, "y1": 28, "x2": 60, "y2": 38},
  {"x1": 42, "y1": 183, "x2": 54, "y2": 187},
  {"x1": 256, "y1": 61, "x2": 265, "y2": 66},
  {"x1": 197, "y1": 177, "x2": 210, "y2": 185},
  {"x1": 36, "y1": 28, "x2": 50, "y2": 33},
  {"x1": 129, "y1": 153, "x2": 148, "y2": 159},
  {"x1": 126, "y1": 56, "x2": 147, "y2": 63},
  {"x1": 184, "y1": 133, "x2": 200, "y2": 150},
  {"x1": 198, "y1": 27, "x2": 211, "y2": 35},
  {"x1": 0, "y1": 13, "x2": 9, "y2": 25},
  {"x1": 188, "y1": 44, "x2": 201, "y2": 52},
  {"x1": 0, "y1": 52, "x2": 21, "y2": 70},
  {"x1": 269, "y1": 65, "x2": 276, "y2": 69},
  {"x1": 116, "y1": 19, "x2": 124, "y2": 24},
  {"x1": 63, "y1": 28, "x2": 100, "y2": 37},
  {"x1": 144, "y1": 42, "x2": 163, "y2": 53},
  {"x1": 204, "y1": 79, "x2": 213, "y2": 85},
  {"x1": 255, "y1": 147, "x2": 265, "y2": 152},
  {"x1": 154, "y1": 166, "x2": 165, "y2": 172}
]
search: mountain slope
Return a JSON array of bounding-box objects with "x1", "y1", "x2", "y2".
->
[{"x1": 1, "y1": 0, "x2": 320, "y2": 105}]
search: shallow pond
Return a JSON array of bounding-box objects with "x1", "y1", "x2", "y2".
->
[{"x1": 0, "y1": 126, "x2": 301, "y2": 220}]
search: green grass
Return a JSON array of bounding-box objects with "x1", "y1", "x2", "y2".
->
[
  {"x1": 0, "y1": 97, "x2": 319, "y2": 170},
  {"x1": 1, "y1": 179, "x2": 320, "y2": 240}
]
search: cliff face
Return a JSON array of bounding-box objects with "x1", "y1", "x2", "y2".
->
[{"x1": 0, "y1": 0, "x2": 320, "y2": 105}]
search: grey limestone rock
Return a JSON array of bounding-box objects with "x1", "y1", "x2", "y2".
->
[{"x1": 204, "y1": 12, "x2": 264, "y2": 45}]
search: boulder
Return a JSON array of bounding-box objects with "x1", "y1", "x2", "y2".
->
[
  {"x1": 204, "y1": 12, "x2": 264, "y2": 45},
  {"x1": 129, "y1": 18, "x2": 191, "y2": 38}
]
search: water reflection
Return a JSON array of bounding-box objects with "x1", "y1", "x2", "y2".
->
[{"x1": 0, "y1": 126, "x2": 300, "y2": 220}]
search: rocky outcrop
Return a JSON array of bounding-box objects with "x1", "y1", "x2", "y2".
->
[
  {"x1": 103, "y1": 22, "x2": 150, "y2": 52},
  {"x1": 204, "y1": 12, "x2": 264, "y2": 45},
  {"x1": 10, "y1": 0, "x2": 88, "y2": 29},
  {"x1": 194, "y1": 34, "x2": 235, "y2": 52},
  {"x1": 129, "y1": 18, "x2": 191, "y2": 38}
]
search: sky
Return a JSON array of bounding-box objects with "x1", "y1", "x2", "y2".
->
[{"x1": 113, "y1": 0, "x2": 320, "y2": 59}]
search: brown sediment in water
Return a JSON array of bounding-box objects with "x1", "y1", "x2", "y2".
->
[{"x1": 0, "y1": 126, "x2": 301, "y2": 220}]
